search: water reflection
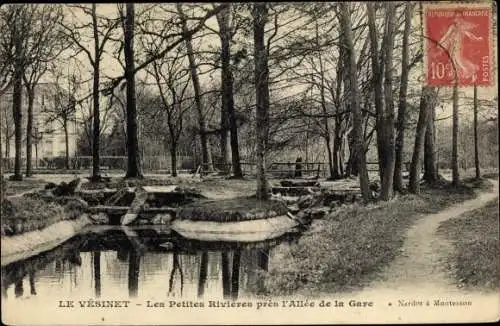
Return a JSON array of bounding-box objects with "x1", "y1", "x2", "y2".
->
[{"x1": 1, "y1": 227, "x2": 299, "y2": 302}]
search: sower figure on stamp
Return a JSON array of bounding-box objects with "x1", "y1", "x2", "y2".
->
[{"x1": 437, "y1": 11, "x2": 484, "y2": 80}]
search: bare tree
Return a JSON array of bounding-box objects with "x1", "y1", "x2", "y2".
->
[
  {"x1": 122, "y1": 3, "x2": 143, "y2": 178},
  {"x1": 253, "y1": 3, "x2": 271, "y2": 200},
  {"x1": 216, "y1": 4, "x2": 243, "y2": 177},
  {"x1": 43, "y1": 73, "x2": 79, "y2": 170},
  {"x1": 177, "y1": 4, "x2": 214, "y2": 173},
  {"x1": 409, "y1": 86, "x2": 438, "y2": 194},
  {"x1": 147, "y1": 46, "x2": 192, "y2": 177},
  {"x1": 60, "y1": 4, "x2": 120, "y2": 181},
  {"x1": 339, "y1": 3, "x2": 371, "y2": 202},
  {"x1": 393, "y1": 3, "x2": 412, "y2": 192}
]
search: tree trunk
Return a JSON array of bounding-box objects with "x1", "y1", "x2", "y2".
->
[
  {"x1": 25, "y1": 87, "x2": 34, "y2": 177},
  {"x1": 324, "y1": 135, "x2": 335, "y2": 180},
  {"x1": 315, "y1": 18, "x2": 335, "y2": 180},
  {"x1": 473, "y1": 84, "x2": 480, "y2": 180},
  {"x1": 12, "y1": 33, "x2": 23, "y2": 181},
  {"x1": 170, "y1": 145, "x2": 177, "y2": 177},
  {"x1": 332, "y1": 117, "x2": 342, "y2": 179},
  {"x1": 340, "y1": 3, "x2": 371, "y2": 202},
  {"x1": 367, "y1": 4, "x2": 385, "y2": 182},
  {"x1": 91, "y1": 3, "x2": 101, "y2": 181},
  {"x1": 124, "y1": 3, "x2": 143, "y2": 178},
  {"x1": 216, "y1": 4, "x2": 242, "y2": 178},
  {"x1": 64, "y1": 119, "x2": 70, "y2": 170},
  {"x1": 177, "y1": 4, "x2": 213, "y2": 173},
  {"x1": 253, "y1": 3, "x2": 270, "y2": 200},
  {"x1": 378, "y1": 3, "x2": 397, "y2": 201},
  {"x1": 451, "y1": 81, "x2": 459, "y2": 186},
  {"x1": 423, "y1": 101, "x2": 438, "y2": 184},
  {"x1": 394, "y1": 3, "x2": 412, "y2": 192},
  {"x1": 409, "y1": 87, "x2": 433, "y2": 194}
]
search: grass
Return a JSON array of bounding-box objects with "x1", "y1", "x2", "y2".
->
[
  {"x1": 437, "y1": 199, "x2": 499, "y2": 292},
  {"x1": 256, "y1": 180, "x2": 491, "y2": 297},
  {"x1": 177, "y1": 197, "x2": 289, "y2": 222},
  {"x1": 2, "y1": 177, "x2": 48, "y2": 196},
  {"x1": 1, "y1": 195, "x2": 87, "y2": 237}
]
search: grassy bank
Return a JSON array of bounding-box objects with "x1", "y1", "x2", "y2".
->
[
  {"x1": 1, "y1": 195, "x2": 87, "y2": 237},
  {"x1": 437, "y1": 199, "x2": 499, "y2": 292},
  {"x1": 257, "y1": 180, "x2": 493, "y2": 297}
]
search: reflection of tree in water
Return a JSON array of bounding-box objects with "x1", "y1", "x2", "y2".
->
[
  {"x1": 197, "y1": 252, "x2": 208, "y2": 298},
  {"x1": 14, "y1": 279, "x2": 23, "y2": 297},
  {"x1": 221, "y1": 252, "x2": 231, "y2": 299},
  {"x1": 1, "y1": 236, "x2": 83, "y2": 300},
  {"x1": 29, "y1": 271, "x2": 36, "y2": 295},
  {"x1": 93, "y1": 251, "x2": 101, "y2": 297},
  {"x1": 231, "y1": 250, "x2": 241, "y2": 300},
  {"x1": 168, "y1": 252, "x2": 184, "y2": 297},
  {"x1": 128, "y1": 249, "x2": 140, "y2": 298}
]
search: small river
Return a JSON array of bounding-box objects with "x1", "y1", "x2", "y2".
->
[{"x1": 1, "y1": 225, "x2": 302, "y2": 303}]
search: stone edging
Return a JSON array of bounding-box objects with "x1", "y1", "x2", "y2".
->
[{"x1": 1, "y1": 214, "x2": 92, "y2": 267}]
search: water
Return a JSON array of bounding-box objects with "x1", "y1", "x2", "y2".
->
[{"x1": 1, "y1": 226, "x2": 301, "y2": 303}]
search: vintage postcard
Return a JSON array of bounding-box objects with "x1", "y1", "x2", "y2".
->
[{"x1": 1, "y1": 1, "x2": 498, "y2": 325}]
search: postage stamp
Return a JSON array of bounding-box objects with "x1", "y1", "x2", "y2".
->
[{"x1": 424, "y1": 2, "x2": 494, "y2": 87}]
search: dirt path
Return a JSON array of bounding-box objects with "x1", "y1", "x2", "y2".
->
[{"x1": 353, "y1": 179, "x2": 499, "y2": 297}]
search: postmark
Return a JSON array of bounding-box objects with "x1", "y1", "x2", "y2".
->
[{"x1": 424, "y1": 3, "x2": 494, "y2": 87}]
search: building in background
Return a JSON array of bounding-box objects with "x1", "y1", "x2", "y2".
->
[{"x1": 0, "y1": 82, "x2": 79, "y2": 166}]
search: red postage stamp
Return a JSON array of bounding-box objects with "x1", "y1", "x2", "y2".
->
[{"x1": 424, "y1": 3, "x2": 493, "y2": 87}]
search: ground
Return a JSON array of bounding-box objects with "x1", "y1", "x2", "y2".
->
[{"x1": 2, "y1": 170, "x2": 499, "y2": 297}]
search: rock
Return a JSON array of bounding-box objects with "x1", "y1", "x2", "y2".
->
[
  {"x1": 159, "y1": 241, "x2": 174, "y2": 250},
  {"x1": 297, "y1": 195, "x2": 313, "y2": 209},
  {"x1": 89, "y1": 212, "x2": 109, "y2": 224},
  {"x1": 369, "y1": 181, "x2": 380, "y2": 192},
  {"x1": 151, "y1": 213, "x2": 172, "y2": 225},
  {"x1": 309, "y1": 207, "x2": 330, "y2": 219},
  {"x1": 136, "y1": 218, "x2": 150, "y2": 225},
  {"x1": 287, "y1": 204, "x2": 300, "y2": 214},
  {"x1": 45, "y1": 182, "x2": 57, "y2": 190}
]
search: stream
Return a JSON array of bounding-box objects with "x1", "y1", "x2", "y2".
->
[{"x1": 1, "y1": 225, "x2": 302, "y2": 303}]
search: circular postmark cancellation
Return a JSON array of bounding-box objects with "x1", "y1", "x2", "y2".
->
[{"x1": 423, "y1": 2, "x2": 494, "y2": 87}]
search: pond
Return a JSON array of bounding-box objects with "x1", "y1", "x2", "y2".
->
[{"x1": 1, "y1": 225, "x2": 302, "y2": 303}]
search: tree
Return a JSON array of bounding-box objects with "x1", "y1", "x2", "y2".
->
[
  {"x1": 423, "y1": 93, "x2": 439, "y2": 184},
  {"x1": 60, "y1": 4, "x2": 120, "y2": 181},
  {"x1": 177, "y1": 4, "x2": 214, "y2": 173},
  {"x1": 44, "y1": 73, "x2": 79, "y2": 170},
  {"x1": 394, "y1": 3, "x2": 412, "y2": 192},
  {"x1": 367, "y1": 3, "x2": 397, "y2": 201},
  {"x1": 22, "y1": 6, "x2": 66, "y2": 177},
  {"x1": 147, "y1": 46, "x2": 192, "y2": 177},
  {"x1": 215, "y1": 4, "x2": 243, "y2": 177},
  {"x1": 8, "y1": 5, "x2": 29, "y2": 180},
  {"x1": 253, "y1": 3, "x2": 271, "y2": 200},
  {"x1": 339, "y1": 3, "x2": 371, "y2": 202},
  {"x1": 123, "y1": 3, "x2": 143, "y2": 178},
  {"x1": 409, "y1": 86, "x2": 438, "y2": 194}
]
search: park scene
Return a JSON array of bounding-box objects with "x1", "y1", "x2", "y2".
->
[{"x1": 0, "y1": 2, "x2": 498, "y2": 324}]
